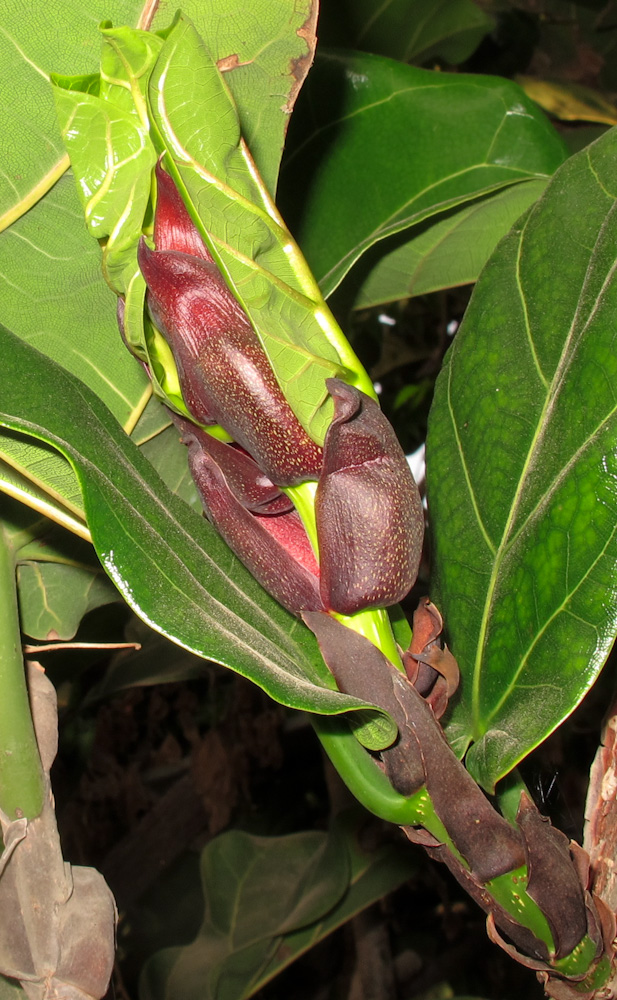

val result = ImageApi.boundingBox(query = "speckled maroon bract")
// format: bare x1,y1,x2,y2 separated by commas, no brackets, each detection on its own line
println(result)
316,379,424,614
179,419,323,616
138,239,323,487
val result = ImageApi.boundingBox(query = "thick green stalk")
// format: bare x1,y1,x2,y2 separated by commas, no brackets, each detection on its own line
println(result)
285,481,405,671
0,523,45,819
313,716,607,980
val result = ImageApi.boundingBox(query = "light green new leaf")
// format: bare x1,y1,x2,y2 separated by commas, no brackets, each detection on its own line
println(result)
52,84,157,291
149,0,318,198
279,50,568,299
427,127,617,790
52,24,164,291
99,23,164,116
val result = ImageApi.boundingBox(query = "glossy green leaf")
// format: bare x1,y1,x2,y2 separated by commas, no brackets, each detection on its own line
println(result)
139,815,417,1000
279,50,568,299
318,0,493,66
427,127,617,790
351,179,548,308
0,324,395,728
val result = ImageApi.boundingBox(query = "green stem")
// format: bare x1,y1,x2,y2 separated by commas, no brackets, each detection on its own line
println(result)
486,866,554,951
494,768,530,826
285,481,405,671
332,606,403,670
312,714,456,834
0,524,45,820
314,714,606,978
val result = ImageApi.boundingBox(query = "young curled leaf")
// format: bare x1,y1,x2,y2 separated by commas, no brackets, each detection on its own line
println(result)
316,379,424,614
177,419,323,616
404,598,460,719
138,240,323,486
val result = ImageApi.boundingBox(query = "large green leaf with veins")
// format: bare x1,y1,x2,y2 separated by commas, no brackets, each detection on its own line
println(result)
0,323,396,733
141,816,417,1000
318,0,493,66
53,13,372,445
0,0,318,527
427,127,617,790
278,50,568,299
347,180,549,308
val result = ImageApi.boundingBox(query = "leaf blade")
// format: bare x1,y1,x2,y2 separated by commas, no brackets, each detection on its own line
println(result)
279,51,568,298
351,180,548,307
0,324,390,723
427,127,617,788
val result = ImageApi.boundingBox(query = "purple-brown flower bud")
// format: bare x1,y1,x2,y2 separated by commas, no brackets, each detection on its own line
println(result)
176,419,323,616
138,239,323,487
170,414,291,514
316,379,424,614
